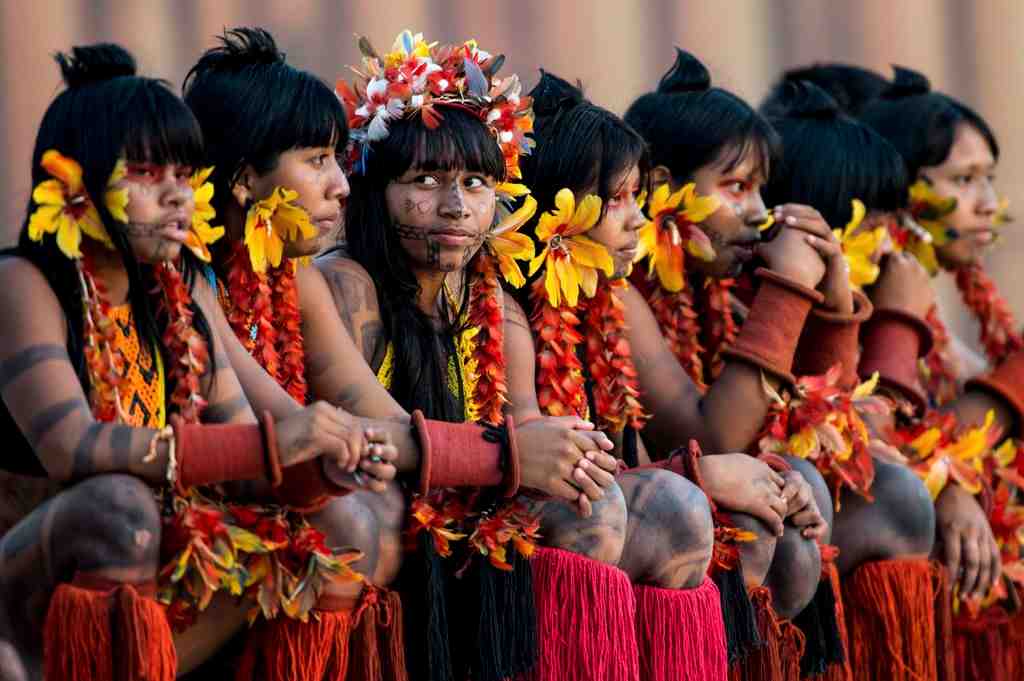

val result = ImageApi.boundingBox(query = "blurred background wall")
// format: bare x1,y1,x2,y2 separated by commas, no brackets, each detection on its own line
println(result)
2,0,1022,343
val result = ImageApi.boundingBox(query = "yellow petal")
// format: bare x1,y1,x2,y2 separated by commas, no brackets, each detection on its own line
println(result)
655,251,684,292
844,198,866,239
497,255,526,288
78,207,113,249
648,183,671,215
636,223,657,262
555,256,581,308
568,236,614,275
910,428,942,457
266,232,284,269
495,182,530,198
493,196,537,238
55,213,82,259
493,231,535,260
852,372,879,400
528,247,549,276
105,187,130,223
28,205,61,241
107,159,126,186
543,261,561,307
32,179,66,207
565,194,602,236
41,150,84,193
921,458,950,500
578,264,598,298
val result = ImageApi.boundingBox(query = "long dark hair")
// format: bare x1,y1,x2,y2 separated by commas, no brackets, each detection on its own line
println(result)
624,49,779,185
861,66,999,180
183,27,348,221
342,107,506,421
762,81,907,227
9,43,213,407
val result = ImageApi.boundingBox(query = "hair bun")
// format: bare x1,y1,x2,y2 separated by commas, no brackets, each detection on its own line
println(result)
656,49,711,94
884,65,931,99
210,27,286,70
530,70,585,118
55,44,136,88
769,80,840,119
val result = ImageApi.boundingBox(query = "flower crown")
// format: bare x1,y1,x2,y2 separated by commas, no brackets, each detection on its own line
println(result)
336,30,534,180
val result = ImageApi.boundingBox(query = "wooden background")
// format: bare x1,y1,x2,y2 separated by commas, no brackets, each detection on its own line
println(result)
2,0,1021,342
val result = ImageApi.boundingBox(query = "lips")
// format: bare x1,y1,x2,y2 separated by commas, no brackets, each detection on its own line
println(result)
430,227,477,246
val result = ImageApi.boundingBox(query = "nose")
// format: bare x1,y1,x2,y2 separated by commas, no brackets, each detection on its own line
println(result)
743,193,768,227
438,181,471,219
976,178,998,217
625,198,647,231
162,174,188,209
326,157,350,202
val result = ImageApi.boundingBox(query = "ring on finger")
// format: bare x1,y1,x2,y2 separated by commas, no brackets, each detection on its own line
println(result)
369,454,383,464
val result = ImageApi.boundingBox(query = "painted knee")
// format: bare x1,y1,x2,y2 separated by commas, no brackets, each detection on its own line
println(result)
536,480,628,566
619,469,714,589
734,513,777,588
309,494,381,579
765,527,822,619
59,474,162,577
872,460,936,556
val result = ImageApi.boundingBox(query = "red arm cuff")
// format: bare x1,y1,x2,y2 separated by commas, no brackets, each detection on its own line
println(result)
272,459,348,514
965,349,1024,436
794,291,873,389
172,416,268,492
412,410,518,495
858,308,932,415
720,268,825,385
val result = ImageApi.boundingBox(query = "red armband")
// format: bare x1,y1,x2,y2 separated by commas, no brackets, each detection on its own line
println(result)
965,349,1024,435
720,268,825,385
411,410,519,495
858,308,933,415
794,291,873,389
272,459,348,514
172,415,269,492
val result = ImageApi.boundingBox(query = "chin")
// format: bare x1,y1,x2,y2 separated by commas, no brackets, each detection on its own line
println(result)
284,237,322,259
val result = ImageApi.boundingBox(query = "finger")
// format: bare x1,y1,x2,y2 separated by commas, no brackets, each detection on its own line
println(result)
546,416,595,431
752,498,785,536
791,508,826,531
801,520,829,541
549,478,585,505
582,448,620,474
972,537,993,600
986,538,1003,598
942,528,963,591
359,458,397,482
768,493,788,524
577,457,617,489
960,532,982,597
769,470,786,488
776,214,832,239
576,493,593,519
568,429,613,455
571,465,605,501
364,427,392,445
803,234,841,259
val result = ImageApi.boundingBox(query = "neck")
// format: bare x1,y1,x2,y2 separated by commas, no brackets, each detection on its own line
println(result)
413,267,464,320
87,245,131,305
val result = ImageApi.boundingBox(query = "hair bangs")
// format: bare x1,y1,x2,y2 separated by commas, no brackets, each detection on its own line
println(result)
375,106,506,181
121,80,204,167
280,70,349,152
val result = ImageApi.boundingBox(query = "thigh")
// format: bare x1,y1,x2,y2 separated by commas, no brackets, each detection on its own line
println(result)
519,482,628,565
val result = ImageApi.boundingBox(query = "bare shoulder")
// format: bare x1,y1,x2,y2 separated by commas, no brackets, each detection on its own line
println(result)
0,256,68,341
314,251,384,363
501,291,530,331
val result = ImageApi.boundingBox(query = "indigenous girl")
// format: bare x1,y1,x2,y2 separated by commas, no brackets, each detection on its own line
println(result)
761,80,950,681
513,67,831,680
182,28,416,680
623,50,892,680
317,30,658,681
0,43,395,681
859,67,1024,681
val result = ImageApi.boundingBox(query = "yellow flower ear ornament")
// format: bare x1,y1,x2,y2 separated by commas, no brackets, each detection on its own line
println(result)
835,199,886,289
635,182,720,293
527,188,613,308
28,150,115,259
183,167,224,263
243,187,316,273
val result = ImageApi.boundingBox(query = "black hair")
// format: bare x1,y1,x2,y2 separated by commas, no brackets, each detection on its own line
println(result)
9,44,213,408
624,49,779,185
761,81,907,227
861,66,999,180
760,62,889,118
521,70,649,248
183,27,348,219
343,107,506,421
